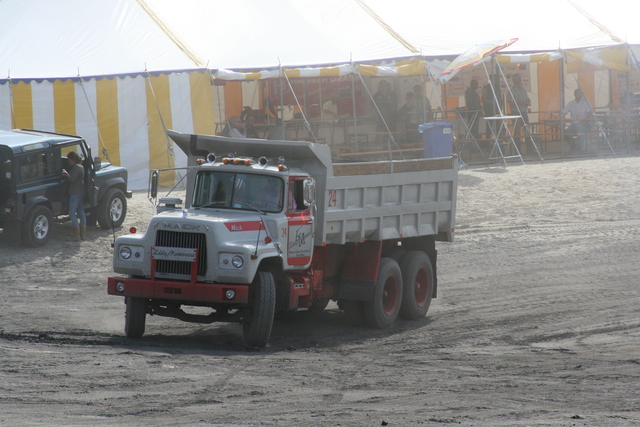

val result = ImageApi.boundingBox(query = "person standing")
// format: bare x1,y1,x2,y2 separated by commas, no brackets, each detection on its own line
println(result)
373,80,398,135
398,92,420,143
322,92,339,120
464,79,483,138
562,88,593,153
62,151,86,241
508,73,531,148
413,84,433,123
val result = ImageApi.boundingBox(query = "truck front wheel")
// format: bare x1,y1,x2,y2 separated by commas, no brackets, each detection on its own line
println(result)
242,271,276,348
399,251,434,320
364,257,403,329
98,188,127,229
22,205,53,247
124,297,147,338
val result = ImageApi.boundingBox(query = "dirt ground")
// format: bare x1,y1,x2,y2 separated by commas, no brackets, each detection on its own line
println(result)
1,155,640,426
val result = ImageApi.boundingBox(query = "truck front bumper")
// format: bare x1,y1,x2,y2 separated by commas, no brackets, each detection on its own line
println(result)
107,276,249,304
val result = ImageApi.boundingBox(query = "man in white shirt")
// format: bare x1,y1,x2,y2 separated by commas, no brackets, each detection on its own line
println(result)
562,89,592,153
228,116,246,138
218,116,246,138
322,92,339,120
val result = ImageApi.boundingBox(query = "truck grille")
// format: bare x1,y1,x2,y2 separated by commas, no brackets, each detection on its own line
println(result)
155,230,207,278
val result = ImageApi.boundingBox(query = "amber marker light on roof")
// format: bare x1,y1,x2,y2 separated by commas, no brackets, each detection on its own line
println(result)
222,157,230,164
244,159,251,166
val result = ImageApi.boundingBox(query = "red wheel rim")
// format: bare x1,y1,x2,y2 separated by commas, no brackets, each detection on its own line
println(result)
382,274,400,316
414,266,431,307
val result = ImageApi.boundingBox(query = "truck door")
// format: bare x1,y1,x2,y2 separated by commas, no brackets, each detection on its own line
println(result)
285,178,314,267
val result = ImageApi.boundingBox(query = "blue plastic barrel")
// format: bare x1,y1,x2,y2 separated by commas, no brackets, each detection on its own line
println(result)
419,122,454,158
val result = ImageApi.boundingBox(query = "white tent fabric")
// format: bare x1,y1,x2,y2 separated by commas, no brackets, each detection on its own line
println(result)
0,0,200,81
145,0,417,70
361,0,625,55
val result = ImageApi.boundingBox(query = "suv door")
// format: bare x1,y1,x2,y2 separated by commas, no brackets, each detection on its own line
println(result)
59,141,94,214
16,148,65,215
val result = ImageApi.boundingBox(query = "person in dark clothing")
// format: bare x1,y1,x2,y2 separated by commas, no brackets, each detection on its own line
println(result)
464,79,483,138
373,80,398,134
244,115,259,139
62,151,86,241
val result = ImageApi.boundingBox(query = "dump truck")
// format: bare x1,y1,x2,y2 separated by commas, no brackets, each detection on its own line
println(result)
107,131,457,347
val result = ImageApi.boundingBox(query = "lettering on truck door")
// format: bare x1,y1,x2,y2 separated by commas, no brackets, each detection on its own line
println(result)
286,178,313,266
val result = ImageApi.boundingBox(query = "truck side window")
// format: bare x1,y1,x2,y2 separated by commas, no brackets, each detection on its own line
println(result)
289,180,303,211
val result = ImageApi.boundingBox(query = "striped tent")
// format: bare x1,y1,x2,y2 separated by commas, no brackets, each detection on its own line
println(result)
1,0,636,190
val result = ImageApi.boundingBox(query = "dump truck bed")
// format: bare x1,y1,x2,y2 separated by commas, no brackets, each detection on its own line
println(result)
167,131,457,246
323,157,457,245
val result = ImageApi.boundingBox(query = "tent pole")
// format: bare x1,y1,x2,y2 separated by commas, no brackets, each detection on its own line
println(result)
210,71,229,132
7,73,16,130
421,60,427,123
624,62,630,153
624,46,640,153
559,52,566,157
77,74,111,164
425,59,442,121
351,61,358,153
146,71,178,168
283,71,317,143
279,63,285,136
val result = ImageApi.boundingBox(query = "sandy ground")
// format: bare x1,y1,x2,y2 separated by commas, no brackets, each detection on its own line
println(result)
1,155,640,426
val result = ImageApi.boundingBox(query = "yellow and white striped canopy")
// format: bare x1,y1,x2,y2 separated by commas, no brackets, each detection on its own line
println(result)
0,71,215,190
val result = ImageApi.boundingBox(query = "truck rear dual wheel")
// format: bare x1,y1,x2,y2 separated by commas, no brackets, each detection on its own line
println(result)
124,296,147,338
364,257,403,329
242,271,276,348
97,188,127,229
22,205,53,247
399,251,434,320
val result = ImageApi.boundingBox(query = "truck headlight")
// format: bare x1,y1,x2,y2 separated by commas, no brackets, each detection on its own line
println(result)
232,255,244,268
119,246,132,260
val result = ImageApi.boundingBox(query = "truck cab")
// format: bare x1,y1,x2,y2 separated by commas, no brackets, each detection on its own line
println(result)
113,155,315,286
0,129,132,247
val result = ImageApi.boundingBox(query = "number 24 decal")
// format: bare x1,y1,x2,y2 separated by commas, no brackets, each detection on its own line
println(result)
328,190,337,207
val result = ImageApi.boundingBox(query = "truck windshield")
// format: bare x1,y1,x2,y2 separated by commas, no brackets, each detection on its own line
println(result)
193,171,284,213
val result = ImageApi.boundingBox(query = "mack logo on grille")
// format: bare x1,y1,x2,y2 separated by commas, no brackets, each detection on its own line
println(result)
162,222,201,231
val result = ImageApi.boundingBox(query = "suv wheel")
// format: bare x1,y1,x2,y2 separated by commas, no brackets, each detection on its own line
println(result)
22,205,54,247
97,188,127,229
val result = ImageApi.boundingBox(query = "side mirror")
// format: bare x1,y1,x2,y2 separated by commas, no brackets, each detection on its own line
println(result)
93,157,102,171
303,178,315,207
150,170,159,199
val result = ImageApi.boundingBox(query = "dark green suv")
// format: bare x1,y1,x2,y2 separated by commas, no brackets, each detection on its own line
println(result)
0,129,132,247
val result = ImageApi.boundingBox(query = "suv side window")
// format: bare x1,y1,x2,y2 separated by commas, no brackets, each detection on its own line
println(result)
19,152,56,181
